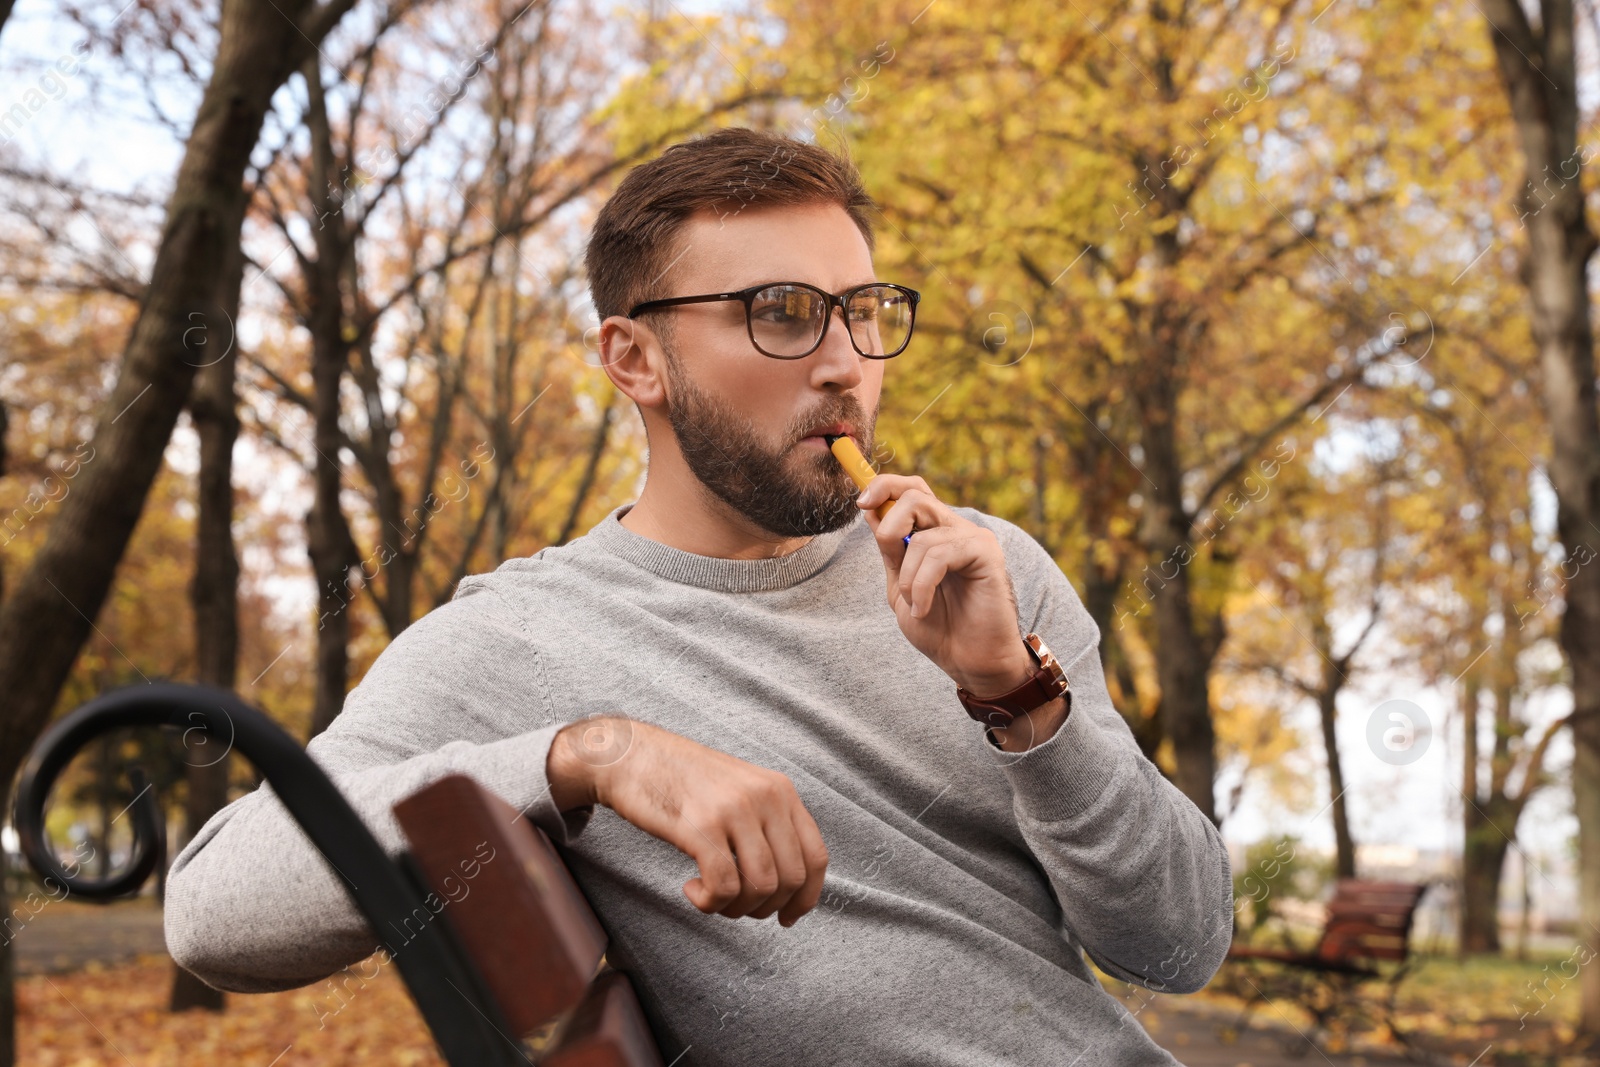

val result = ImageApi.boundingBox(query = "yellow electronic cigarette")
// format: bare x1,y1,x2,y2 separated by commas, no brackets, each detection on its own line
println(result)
824,434,914,543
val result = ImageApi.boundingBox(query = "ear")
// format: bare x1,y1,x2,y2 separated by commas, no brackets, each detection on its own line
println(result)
597,315,668,413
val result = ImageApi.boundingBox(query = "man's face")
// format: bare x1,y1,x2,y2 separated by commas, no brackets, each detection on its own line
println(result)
647,202,886,538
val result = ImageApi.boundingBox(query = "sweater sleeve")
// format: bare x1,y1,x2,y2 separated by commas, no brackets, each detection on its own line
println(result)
968,513,1234,994
163,581,592,994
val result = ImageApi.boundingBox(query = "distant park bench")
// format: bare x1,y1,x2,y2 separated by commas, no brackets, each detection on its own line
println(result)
1222,879,1430,1052
14,682,666,1066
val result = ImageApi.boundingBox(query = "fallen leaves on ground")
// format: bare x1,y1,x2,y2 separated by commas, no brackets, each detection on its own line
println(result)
19,953,446,1066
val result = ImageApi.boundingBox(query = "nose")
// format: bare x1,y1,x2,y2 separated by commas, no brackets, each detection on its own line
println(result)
808,303,865,390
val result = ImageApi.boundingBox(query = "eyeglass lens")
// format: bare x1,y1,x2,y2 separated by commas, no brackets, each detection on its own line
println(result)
749,284,913,357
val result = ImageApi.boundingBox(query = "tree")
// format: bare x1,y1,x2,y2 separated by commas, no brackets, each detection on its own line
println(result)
170,175,245,1015
240,0,777,733
0,3,361,1052
0,0,361,853
737,0,1462,824
1410,353,1571,956
1223,455,1404,878
1474,0,1600,1037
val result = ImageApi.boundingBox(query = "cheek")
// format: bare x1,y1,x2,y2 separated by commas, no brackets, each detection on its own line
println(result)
863,362,886,404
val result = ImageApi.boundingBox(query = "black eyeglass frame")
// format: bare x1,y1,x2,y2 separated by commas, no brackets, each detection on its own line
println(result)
626,281,922,360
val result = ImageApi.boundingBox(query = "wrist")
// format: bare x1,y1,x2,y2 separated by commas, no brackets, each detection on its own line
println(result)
952,647,1036,698
988,694,1070,752
547,719,604,811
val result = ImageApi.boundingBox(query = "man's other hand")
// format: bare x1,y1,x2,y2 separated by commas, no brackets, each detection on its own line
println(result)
547,717,829,927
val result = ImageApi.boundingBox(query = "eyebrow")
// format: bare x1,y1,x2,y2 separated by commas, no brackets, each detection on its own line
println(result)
743,278,881,293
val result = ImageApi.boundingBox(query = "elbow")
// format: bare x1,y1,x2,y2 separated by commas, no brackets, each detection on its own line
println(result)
163,879,272,994
1171,850,1235,993
163,868,328,994
1158,936,1227,994
1138,839,1235,994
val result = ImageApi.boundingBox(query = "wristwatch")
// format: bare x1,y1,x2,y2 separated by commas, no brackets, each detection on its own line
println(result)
955,632,1071,731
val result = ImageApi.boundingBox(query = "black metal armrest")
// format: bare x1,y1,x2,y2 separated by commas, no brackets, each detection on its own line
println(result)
11,680,525,1066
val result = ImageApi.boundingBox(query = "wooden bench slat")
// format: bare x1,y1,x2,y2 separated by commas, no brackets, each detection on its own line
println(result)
394,774,609,1038
543,971,666,1067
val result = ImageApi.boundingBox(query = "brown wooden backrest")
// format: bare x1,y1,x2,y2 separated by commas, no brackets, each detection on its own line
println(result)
393,774,664,1065
1314,879,1427,964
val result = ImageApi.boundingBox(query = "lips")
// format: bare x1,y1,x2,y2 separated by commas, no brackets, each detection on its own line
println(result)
802,422,856,444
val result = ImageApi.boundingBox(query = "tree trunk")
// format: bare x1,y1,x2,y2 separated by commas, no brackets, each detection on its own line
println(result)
1461,806,1511,955
303,54,362,741
1477,0,1600,1036
1458,670,1507,955
1148,565,1216,822
305,305,358,741
1138,362,1217,822
0,402,8,1067
1516,855,1532,962
169,210,244,1015
1318,687,1356,880
0,863,13,1067
555,394,618,546
0,0,353,859
0,400,7,602
1132,249,1219,824
96,735,113,880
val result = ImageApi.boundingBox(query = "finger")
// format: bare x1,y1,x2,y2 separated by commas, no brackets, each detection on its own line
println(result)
778,807,830,927
855,474,930,515
906,546,953,620
890,531,926,613
858,477,942,544
874,488,936,546
720,820,780,919
746,808,809,922
901,530,987,617
893,526,961,614
870,494,938,611
681,831,742,915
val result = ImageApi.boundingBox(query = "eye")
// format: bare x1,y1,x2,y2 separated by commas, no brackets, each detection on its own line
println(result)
752,287,820,325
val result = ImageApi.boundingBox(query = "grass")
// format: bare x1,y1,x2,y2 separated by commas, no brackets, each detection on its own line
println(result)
1108,947,1598,1066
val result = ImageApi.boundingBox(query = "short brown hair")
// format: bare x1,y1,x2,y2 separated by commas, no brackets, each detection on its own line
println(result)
585,127,878,325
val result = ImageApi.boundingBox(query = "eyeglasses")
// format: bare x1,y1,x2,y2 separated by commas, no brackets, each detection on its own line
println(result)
627,281,921,359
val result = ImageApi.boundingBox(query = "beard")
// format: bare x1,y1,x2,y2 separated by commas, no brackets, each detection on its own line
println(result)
661,346,874,539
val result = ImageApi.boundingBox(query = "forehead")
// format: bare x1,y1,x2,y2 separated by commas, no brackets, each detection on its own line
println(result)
665,201,876,294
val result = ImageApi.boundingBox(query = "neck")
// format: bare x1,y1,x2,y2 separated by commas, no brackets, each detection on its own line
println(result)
620,460,813,560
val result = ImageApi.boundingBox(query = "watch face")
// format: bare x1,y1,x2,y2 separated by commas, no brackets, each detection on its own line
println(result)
1024,633,1068,691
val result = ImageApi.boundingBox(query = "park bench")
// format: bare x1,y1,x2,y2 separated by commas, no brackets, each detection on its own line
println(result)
13,681,668,1066
1221,879,1430,1052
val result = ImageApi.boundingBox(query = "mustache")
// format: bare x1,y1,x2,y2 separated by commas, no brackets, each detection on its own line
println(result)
789,403,872,445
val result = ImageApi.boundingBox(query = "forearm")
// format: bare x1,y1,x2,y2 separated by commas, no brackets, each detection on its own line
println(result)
991,704,1233,992
165,722,587,992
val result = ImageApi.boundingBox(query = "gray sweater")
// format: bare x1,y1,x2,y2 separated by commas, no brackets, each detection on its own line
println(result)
165,503,1232,1066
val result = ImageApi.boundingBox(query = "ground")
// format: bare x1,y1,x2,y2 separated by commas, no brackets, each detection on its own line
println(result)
9,899,1593,1066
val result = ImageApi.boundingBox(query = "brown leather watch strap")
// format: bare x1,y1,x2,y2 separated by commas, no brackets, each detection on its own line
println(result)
955,632,1071,730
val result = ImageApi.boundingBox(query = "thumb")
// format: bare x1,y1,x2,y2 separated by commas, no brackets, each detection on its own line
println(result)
858,495,902,584
684,876,713,912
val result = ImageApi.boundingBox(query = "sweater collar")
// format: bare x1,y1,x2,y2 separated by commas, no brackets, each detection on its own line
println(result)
580,503,857,593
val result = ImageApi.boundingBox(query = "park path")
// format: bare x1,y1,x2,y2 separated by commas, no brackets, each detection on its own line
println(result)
12,898,168,976
1110,987,1418,1067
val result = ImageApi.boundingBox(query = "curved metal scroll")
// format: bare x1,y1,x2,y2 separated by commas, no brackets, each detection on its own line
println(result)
13,681,527,1067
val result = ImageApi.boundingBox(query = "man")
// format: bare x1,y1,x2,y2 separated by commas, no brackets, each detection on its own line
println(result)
166,126,1232,1065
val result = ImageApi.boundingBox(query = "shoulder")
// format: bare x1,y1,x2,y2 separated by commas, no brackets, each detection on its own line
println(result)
951,507,1063,586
